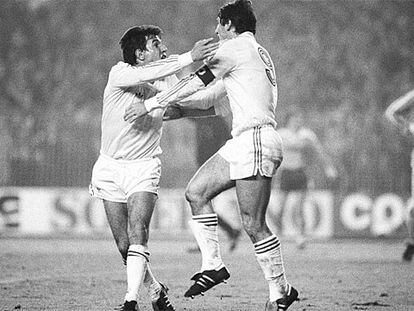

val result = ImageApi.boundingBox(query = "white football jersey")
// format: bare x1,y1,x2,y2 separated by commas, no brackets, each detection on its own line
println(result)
100,53,191,160
176,80,231,118
145,32,278,137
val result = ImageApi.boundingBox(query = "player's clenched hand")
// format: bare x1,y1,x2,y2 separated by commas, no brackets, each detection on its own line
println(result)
163,105,184,121
124,99,148,123
191,38,219,62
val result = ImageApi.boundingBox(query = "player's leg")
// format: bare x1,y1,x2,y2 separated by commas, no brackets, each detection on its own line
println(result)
145,267,175,311
403,197,414,262
103,198,171,310
292,190,307,249
217,213,241,252
103,200,129,264
103,200,139,311
236,175,297,310
126,191,175,311
272,190,287,236
274,169,291,235
402,162,414,262
184,153,234,297
123,191,156,305
92,155,130,263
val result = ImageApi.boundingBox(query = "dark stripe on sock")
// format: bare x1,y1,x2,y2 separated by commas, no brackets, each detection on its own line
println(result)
127,250,149,261
254,236,280,254
193,215,218,226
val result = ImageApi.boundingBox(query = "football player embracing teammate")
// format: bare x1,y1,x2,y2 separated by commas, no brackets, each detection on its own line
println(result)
90,25,218,311
124,1,299,310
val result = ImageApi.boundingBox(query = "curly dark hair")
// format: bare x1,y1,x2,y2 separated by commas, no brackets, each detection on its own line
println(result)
119,25,162,65
218,0,256,35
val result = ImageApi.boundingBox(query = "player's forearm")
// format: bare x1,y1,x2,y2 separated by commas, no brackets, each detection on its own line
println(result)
163,105,215,121
181,107,216,118
385,105,410,131
387,89,414,115
176,80,226,110
113,53,193,88
144,72,207,112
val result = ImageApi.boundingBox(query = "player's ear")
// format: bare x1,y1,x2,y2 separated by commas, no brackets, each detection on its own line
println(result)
225,20,233,31
135,49,145,62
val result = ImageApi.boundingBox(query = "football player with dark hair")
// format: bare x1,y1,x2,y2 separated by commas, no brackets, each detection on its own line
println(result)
90,25,218,311
124,1,298,310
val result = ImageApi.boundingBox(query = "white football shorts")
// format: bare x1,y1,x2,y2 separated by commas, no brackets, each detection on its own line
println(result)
218,125,283,180
89,153,161,203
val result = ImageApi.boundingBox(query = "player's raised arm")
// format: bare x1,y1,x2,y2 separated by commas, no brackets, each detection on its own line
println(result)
385,89,414,131
111,38,219,88
162,80,227,121
123,44,235,123
176,79,227,110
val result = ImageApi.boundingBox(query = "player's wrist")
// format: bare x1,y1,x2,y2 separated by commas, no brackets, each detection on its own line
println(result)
144,96,162,112
179,52,194,67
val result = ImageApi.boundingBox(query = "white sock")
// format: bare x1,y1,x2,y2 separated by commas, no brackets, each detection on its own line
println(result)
255,235,287,301
124,244,148,302
190,213,224,271
143,262,162,301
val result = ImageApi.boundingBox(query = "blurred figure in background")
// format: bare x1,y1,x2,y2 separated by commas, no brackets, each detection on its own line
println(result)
89,25,218,311
277,111,337,249
385,89,414,262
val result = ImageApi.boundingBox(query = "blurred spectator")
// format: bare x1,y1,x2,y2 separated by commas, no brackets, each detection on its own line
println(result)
276,110,337,249
385,89,414,262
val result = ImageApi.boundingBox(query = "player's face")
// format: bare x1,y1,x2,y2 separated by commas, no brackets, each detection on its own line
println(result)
142,35,167,64
215,17,231,41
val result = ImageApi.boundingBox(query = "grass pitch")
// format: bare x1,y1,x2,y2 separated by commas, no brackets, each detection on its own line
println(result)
0,233,413,311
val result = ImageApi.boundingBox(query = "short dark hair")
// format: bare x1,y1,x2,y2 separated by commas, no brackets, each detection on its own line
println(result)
218,0,256,35
119,25,162,65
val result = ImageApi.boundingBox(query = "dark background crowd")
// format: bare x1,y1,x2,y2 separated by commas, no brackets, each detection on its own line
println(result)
1,0,413,197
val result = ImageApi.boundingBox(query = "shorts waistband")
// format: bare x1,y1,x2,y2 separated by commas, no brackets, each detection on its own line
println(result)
99,152,156,164
235,124,275,136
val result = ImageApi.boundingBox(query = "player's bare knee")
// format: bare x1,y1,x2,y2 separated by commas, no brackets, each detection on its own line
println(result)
185,184,208,206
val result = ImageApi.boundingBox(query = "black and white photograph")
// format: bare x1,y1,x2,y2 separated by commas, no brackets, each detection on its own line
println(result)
0,1,413,310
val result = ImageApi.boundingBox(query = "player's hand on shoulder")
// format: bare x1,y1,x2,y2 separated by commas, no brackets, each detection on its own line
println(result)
124,97,148,123
191,38,219,62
